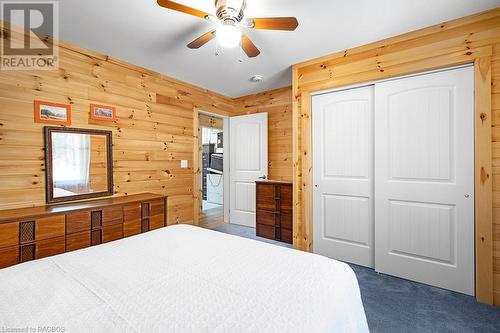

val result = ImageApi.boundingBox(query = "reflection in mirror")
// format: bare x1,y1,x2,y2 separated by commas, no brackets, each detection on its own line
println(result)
45,127,113,203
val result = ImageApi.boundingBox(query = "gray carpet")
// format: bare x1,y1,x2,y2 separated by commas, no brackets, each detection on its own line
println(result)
210,223,500,333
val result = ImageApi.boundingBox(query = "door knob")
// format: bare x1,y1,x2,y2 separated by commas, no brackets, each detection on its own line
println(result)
258,175,267,179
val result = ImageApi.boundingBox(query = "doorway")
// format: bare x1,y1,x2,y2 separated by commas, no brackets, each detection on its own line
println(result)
198,112,226,229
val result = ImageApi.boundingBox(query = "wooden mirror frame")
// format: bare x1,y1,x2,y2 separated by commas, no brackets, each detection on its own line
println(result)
44,126,114,204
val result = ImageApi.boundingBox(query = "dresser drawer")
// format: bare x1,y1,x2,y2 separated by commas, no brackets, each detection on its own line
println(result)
256,183,276,199
256,210,277,227
149,199,165,230
35,215,66,241
150,214,164,230
124,203,141,220
0,222,19,248
256,223,276,240
0,246,19,268
279,185,293,215
257,223,292,243
35,236,66,259
281,213,292,231
123,203,141,237
102,224,123,243
66,230,91,252
124,220,141,237
102,206,123,225
256,197,277,212
66,211,91,234
281,228,293,244
150,199,165,216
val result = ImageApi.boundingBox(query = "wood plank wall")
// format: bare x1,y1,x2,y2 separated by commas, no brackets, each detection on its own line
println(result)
234,87,293,181
493,39,500,305
88,135,108,193
0,25,294,228
292,8,500,305
0,25,234,227
199,113,224,129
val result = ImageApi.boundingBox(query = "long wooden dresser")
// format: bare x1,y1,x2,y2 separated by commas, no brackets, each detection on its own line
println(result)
255,180,293,244
0,193,166,269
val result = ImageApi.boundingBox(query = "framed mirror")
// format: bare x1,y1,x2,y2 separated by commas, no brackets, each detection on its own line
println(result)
44,126,113,204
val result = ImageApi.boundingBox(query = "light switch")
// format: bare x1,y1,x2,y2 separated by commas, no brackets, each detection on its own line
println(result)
180,160,188,169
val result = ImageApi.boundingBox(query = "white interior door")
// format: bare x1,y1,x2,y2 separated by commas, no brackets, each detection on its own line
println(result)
374,66,474,295
229,113,268,227
313,85,375,268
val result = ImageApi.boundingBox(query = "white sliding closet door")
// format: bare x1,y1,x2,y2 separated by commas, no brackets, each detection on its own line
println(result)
313,86,374,268
374,66,474,295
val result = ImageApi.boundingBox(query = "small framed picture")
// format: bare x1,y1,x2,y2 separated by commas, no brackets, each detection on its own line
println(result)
34,100,71,126
89,104,117,122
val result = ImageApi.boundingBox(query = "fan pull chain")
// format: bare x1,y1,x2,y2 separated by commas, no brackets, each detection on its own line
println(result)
215,42,220,57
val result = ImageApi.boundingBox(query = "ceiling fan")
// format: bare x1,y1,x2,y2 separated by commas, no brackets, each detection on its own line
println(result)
157,0,299,58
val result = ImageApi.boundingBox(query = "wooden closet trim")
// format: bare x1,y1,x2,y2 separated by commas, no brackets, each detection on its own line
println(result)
292,8,499,304
193,108,200,226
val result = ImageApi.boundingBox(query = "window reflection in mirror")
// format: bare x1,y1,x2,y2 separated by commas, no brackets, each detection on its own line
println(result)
45,127,113,203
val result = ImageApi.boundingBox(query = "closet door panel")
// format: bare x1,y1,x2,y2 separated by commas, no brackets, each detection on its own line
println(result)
312,85,375,268
374,66,474,295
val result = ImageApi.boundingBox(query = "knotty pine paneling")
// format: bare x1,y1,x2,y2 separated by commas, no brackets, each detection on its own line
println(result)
293,8,500,305
234,87,293,182
494,40,500,305
0,24,293,227
0,24,234,227
199,113,224,129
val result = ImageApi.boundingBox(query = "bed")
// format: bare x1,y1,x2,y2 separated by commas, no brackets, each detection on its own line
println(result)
0,224,369,332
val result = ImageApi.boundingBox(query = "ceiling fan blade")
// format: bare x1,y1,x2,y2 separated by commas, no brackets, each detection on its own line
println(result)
157,0,210,19
241,35,260,58
187,31,216,49
248,17,299,31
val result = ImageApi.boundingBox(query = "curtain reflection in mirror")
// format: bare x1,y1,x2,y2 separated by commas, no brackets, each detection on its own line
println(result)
52,132,91,196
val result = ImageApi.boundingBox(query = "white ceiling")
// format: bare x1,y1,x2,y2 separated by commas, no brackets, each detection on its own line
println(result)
59,0,499,98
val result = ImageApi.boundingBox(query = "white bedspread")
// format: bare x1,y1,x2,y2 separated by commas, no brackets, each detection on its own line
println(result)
0,225,369,333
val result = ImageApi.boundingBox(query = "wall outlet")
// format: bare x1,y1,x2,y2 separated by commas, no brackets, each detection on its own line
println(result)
180,160,188,169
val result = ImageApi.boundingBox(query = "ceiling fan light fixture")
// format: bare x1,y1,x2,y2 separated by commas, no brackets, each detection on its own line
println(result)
157,0,299,58
216,23,242,49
